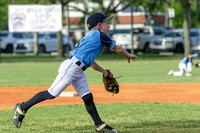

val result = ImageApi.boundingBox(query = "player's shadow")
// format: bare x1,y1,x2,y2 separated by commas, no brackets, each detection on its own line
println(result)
123,120,200,132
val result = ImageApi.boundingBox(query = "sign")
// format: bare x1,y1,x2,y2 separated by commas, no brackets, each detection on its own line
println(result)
8,5,62,32
168,8,175,18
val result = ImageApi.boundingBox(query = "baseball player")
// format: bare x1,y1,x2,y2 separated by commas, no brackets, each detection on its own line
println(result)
168,50,198,76
13,12,137,132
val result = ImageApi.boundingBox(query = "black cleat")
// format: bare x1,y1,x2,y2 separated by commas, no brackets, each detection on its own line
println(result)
13,103,26,128
95,122,117,133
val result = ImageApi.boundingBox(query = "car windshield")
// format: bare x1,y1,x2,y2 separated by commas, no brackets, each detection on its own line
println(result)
133,28,145,34
109,29,131,37
13,32,32,39
109,29,130,34
0,33,8,37
190,32,199,37
163,31,183,37
38,34,45,38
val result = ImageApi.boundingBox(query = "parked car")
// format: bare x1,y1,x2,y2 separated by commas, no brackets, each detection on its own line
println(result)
136,26,167,52
150,28,200,53
0,30,30,53
111,27,145,51
14,32,74,53
190,29,200,53
112,26,167,52
109,29,131,38
149,29,184,53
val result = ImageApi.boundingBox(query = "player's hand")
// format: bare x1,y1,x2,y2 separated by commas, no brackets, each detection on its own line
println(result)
127,54,138,63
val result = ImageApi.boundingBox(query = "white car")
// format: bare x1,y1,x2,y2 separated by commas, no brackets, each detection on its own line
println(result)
112,28,141,51
150,28,200,53
112,26,167,52
14,32,74,53
149,29,184,53
190,29,200,52
0,30,30,53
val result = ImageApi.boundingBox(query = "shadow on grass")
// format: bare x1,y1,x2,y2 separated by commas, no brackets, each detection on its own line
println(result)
118,120,200,132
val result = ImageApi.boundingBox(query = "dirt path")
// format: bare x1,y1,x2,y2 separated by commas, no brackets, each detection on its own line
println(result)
1,83,200,110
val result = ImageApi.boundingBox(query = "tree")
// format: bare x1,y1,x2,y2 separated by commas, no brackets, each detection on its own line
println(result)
69,0,131,29
57,0,74,58
180,0,191,56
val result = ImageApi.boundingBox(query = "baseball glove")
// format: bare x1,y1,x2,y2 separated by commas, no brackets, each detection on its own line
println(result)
103,70,119,94
196,62,200,67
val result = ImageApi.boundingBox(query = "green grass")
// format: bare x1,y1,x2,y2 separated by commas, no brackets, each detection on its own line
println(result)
0,53,185,62
2,103,200,132
0,59,200,86
1,53,200,132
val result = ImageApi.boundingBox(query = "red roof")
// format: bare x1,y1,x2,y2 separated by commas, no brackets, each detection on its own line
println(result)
117,15,146,23
63,15,165,24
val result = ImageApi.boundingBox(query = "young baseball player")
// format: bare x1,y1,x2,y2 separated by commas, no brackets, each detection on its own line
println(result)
168,50,198,76
13,12,138,133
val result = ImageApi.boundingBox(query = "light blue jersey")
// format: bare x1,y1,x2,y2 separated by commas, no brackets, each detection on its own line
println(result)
70,30,116,67
179,57,192,64
179,53,198,65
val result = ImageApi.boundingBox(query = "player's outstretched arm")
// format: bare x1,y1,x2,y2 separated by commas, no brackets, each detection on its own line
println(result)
91,61,108,76
113,44,138,63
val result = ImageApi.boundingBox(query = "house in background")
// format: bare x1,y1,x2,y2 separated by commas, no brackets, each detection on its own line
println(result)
62,1,166,42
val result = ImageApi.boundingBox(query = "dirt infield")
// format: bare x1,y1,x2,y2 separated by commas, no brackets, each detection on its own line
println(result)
1,83,200,110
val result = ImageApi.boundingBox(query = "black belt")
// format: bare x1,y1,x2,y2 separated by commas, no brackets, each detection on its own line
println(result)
69,56,87,71
75,61,87,71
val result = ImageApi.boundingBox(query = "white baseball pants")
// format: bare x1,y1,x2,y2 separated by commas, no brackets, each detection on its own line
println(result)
47,57,91,97
173,62,192,76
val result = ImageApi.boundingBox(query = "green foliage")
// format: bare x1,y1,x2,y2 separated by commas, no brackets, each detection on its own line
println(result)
133,0,167,13
0,0,10,30
1,103,200,132
170,1,183,28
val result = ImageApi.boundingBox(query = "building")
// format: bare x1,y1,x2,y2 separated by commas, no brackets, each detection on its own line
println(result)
62,1,166,42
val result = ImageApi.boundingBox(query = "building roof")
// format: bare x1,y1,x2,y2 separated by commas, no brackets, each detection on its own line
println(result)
63,14,165,25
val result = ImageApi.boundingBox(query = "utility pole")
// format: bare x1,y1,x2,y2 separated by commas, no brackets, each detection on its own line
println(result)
196,0,199,46
0,16,1,63
85,0,89,35
130,0,134,54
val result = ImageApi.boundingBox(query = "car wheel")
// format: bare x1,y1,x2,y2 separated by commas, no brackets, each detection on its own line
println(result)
6,45,13,53
175,44,184,53
39,45,46,53
143,44,150,53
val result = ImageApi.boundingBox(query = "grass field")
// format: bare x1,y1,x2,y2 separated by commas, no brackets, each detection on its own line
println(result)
1,53,200,132
1,103,200,132
0,59,200,86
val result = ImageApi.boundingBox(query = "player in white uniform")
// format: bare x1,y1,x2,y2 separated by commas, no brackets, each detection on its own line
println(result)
168,51,198,76
13,12,138,132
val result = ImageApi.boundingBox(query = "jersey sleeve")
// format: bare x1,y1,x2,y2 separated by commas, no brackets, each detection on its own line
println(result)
100,31,116,50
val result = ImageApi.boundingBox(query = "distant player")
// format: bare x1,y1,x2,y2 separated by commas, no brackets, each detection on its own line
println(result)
13,12,137,133
168,50,198,76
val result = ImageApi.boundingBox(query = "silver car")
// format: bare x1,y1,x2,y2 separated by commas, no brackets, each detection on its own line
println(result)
150,28,200,53
190,29,200,53
14,32,74,53
0,30,30,53
149,29,184,53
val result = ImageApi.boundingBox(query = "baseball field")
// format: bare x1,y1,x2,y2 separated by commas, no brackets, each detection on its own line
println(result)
1,54,200,132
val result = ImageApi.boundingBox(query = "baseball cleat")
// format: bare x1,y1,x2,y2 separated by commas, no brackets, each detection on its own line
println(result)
168,70,174,76
13,103,26,128
95,122,117,133
186,72,192,76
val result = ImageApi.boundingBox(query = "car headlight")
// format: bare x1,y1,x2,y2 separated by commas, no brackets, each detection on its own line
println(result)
162,39,166,45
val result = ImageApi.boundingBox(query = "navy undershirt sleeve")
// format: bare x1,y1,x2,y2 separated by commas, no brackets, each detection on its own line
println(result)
99,31,114,48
